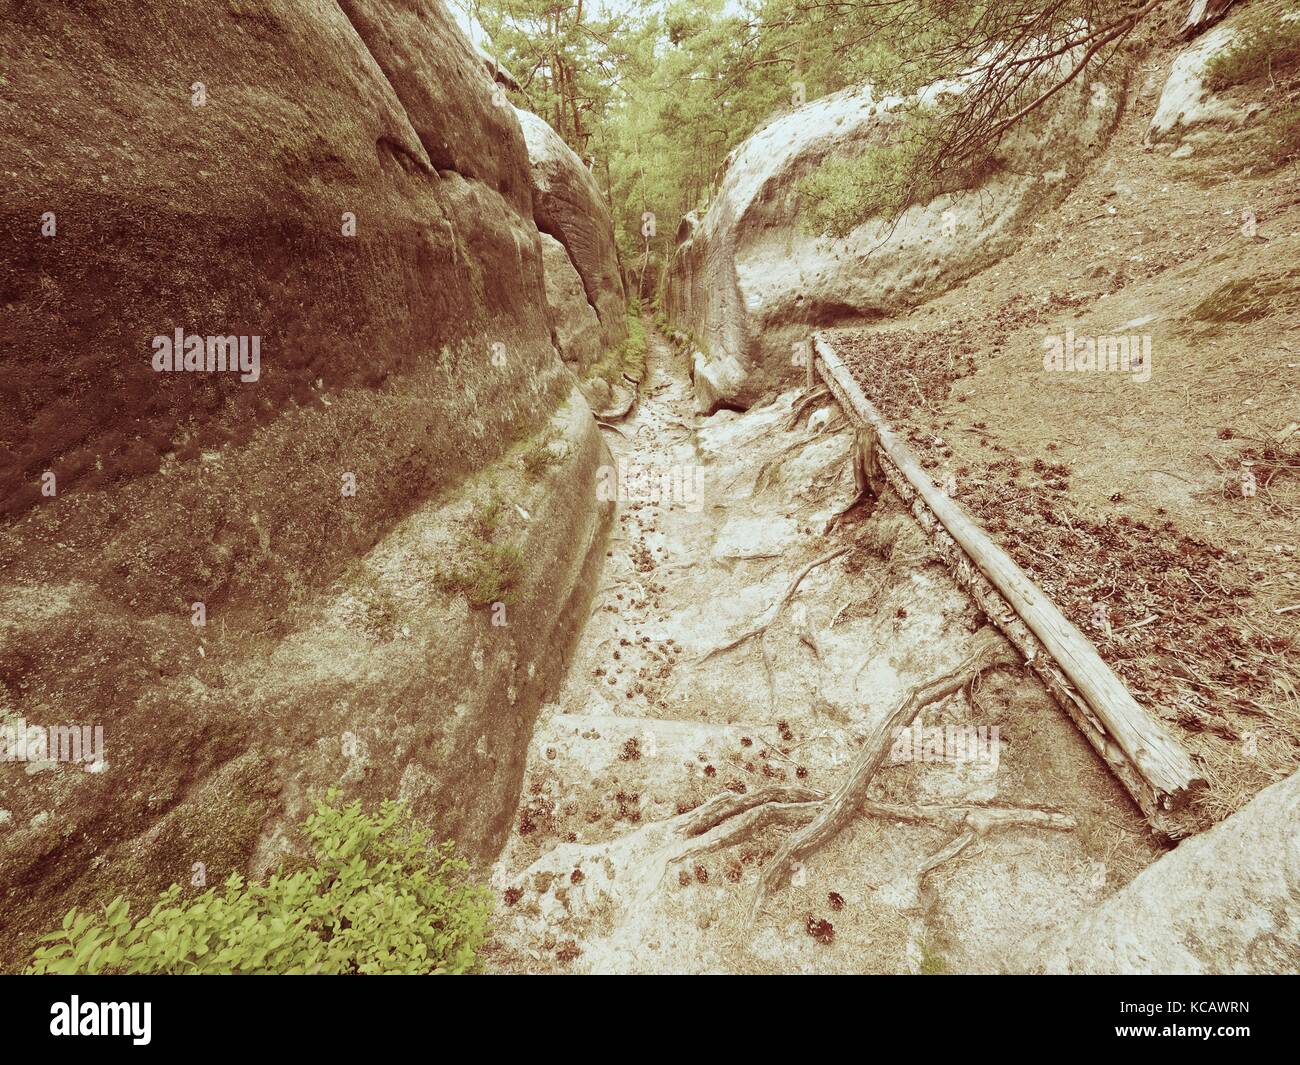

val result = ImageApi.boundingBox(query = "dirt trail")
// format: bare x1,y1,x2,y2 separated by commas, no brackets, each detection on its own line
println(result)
484,325,1161,974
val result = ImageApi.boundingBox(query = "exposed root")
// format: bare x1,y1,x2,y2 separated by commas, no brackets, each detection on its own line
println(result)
752,436,812,492
672,802,821,865
697,547,849,662
786,386,832,431
917,830,976,880
676,785,825,837
825,488,868,532
595,380,640,421
749,626,1018,922
861,800,1076,834
663,782,1074,897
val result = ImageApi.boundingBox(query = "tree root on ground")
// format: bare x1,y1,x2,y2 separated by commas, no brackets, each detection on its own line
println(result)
595,379,640,422
752,434,819,492
786,387,832,431
666,628,1077,927
825,488,868,532
748,627,1018,921
660,771,1076,902
697,547,849,662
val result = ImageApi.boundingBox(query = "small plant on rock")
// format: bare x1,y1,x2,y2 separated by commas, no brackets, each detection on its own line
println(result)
28,790,492,975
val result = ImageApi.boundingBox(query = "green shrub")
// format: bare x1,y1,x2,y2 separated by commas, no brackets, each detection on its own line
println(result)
520,430,567,478
438,541,526,606
28,790,492,975
798,108,1003,238
1205,8,1300,91
621,311,648,382
588,303,649,386
918,940,948,975
1260,103,1300,166
799,133,929,238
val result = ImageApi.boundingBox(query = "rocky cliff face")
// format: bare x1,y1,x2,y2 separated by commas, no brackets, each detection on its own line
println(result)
661,72,1123,412
514,107,628,369
0,0,611,968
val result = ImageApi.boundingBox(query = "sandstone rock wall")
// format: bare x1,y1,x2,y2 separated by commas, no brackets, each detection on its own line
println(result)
0,0,610,969
661,72,1123,412
540,233,605,373
514,107,627,366
1146,10,1275,149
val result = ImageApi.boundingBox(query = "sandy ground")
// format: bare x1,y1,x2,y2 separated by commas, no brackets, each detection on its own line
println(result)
483,326,1161,974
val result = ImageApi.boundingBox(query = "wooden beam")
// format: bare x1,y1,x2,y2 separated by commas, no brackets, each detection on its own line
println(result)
813,334,1204,826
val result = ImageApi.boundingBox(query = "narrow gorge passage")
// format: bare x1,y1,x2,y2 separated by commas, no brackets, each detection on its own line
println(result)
7,0,1298,998
485,324,1159,975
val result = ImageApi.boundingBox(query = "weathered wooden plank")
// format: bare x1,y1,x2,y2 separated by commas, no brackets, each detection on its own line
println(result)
813,333,1204,819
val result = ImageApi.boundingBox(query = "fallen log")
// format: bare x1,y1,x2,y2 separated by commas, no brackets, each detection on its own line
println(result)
812,333,1205,834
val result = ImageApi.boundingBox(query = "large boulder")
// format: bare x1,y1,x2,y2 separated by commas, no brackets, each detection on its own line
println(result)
1023,769,1300,973
514,108,627,360
661,74,1121,412
1146,20,1265,146
0,0,611,969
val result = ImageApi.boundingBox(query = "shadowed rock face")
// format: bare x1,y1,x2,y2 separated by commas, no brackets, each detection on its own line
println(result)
661,72,1122,412
514,107,627,359
0,0,611,968
540,233,605,373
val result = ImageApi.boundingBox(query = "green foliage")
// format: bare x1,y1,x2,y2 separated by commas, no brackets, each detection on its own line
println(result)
470,490,507,540
472,0,1138,271
1202,1,1300,170
588,304,649,386
917,939,948,975
1205,5,1300,91
797,107,1004,237
520,429,567,479
28,790,492,975
1260,104,1300,166
798,126,932,238
439,488,528,605
440,542,526,606
621,309,648,382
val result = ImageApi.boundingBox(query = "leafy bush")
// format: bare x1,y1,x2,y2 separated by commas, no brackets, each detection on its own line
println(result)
797,106,1002,238
28,790,492,974
1205,8,1300,91
798,128,931,238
